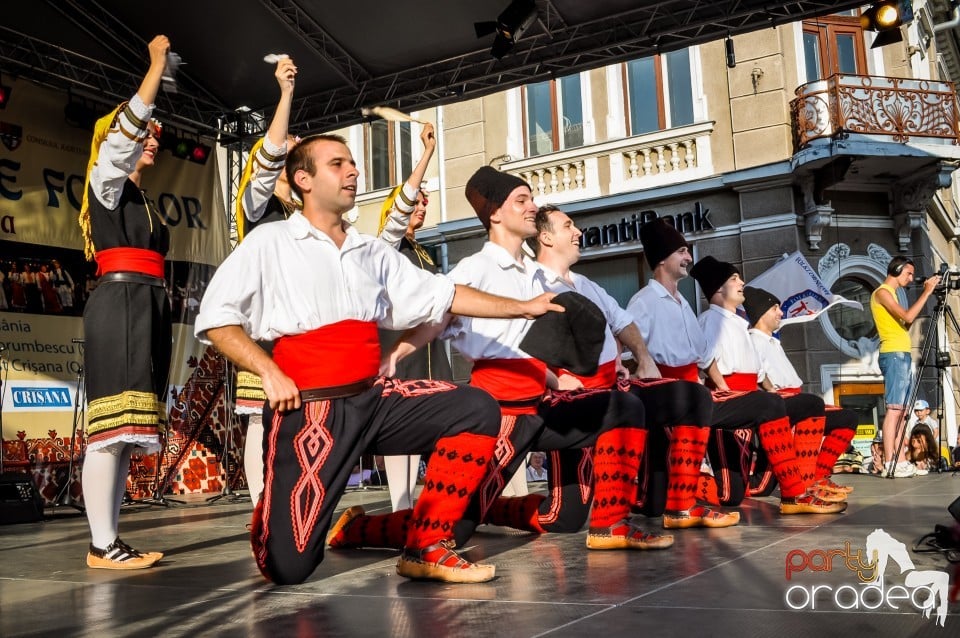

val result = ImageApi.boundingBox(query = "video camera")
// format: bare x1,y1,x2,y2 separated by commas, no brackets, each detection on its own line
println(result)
936,263,960,293
916,263,960,293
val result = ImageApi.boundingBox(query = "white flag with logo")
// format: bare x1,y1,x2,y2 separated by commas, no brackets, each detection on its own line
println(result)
749,252,861,326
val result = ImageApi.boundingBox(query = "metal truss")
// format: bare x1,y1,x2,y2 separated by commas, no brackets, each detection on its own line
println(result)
0,25,228,136
257,0,373,90
285,0,866,134
0,0,865,140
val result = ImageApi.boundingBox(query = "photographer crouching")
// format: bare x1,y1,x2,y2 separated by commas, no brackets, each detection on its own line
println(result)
870,256,940,478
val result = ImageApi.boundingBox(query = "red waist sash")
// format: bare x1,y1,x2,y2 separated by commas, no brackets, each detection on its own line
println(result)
273,320,380,389
470,358,546,415
778,387,801,396
561,359,617,389
724,372,759,392
95,247,164,277
657,362,700,382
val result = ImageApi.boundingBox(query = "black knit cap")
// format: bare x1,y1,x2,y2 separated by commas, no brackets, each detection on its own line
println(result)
465,166,530,230
519,291,606,377
638,218,689,269
689,255,740,301
742,286,781,326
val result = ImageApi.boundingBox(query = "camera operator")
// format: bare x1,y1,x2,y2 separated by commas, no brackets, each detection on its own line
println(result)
870,256,939,478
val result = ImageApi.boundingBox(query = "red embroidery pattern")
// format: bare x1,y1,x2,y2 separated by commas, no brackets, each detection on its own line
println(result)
479,415,517,518
542,386,608,407
254,409,285,568
291,401,334,553
578,448,593,504
380,377,457,397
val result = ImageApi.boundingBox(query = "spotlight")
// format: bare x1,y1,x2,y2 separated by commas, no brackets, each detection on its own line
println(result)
861,1,914,48
0,83,10,110
172,137,193,160
188,141,211,165
475,0,539,60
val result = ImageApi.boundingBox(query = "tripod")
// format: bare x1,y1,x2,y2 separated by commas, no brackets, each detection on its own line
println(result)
887,290,958,477
207,361,248,504
52,341,86,513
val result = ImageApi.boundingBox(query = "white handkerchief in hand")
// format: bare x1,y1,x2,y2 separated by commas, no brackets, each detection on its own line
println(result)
263,53,290,64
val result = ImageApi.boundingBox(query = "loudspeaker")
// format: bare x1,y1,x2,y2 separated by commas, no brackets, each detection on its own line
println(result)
0,473,44,524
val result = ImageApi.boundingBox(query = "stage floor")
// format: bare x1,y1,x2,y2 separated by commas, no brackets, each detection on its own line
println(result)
2,472,959,637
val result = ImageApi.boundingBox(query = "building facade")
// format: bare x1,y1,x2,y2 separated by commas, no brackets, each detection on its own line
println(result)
340,1,960,450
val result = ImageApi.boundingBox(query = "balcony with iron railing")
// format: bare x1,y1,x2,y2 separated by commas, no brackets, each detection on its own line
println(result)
500,121,716,204
790,73,960,150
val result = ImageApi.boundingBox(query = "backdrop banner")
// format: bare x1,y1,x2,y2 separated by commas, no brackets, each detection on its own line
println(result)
0,78,233,502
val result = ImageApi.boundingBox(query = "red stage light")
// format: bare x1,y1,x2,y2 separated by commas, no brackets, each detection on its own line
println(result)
189,142,211,165
0,84,9,109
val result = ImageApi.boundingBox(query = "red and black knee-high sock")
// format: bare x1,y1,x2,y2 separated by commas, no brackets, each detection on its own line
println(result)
484,494,547,532
697,472,721,505
665,425,710,512
406,432,496,550
758,416,805,498
333,510,411,549
815,428,855,480
794,416,825,486
590,426,647,528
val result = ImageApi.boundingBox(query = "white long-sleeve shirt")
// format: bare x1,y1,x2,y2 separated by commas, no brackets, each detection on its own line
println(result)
241,136,288,222
442,242,546,361
626,279,709,367
699,305,763,376
195,211,455,343
90,94,154,210
748,329,803,389
378,182,420,248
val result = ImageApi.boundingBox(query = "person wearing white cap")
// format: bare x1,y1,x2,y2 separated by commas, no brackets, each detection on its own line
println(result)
909,399,939,442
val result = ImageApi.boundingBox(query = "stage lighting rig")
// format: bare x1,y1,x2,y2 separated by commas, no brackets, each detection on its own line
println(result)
0,77,10,110
475,0,539,59
861,1,914,48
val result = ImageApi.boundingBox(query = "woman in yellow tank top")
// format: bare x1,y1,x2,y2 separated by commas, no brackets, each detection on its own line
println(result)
869,256,939,477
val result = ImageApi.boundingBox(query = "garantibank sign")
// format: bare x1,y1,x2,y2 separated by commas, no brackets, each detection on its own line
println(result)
576,192,740,252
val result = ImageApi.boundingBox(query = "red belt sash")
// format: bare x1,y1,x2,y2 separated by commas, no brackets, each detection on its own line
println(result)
778,387,801,396
657,362,699,382
724,372,759,392
95,247,164,277
273,320,380,390
470,358,546,415
561,359,617,389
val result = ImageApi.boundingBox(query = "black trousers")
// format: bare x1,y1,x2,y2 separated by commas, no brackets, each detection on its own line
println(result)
253,378,500,585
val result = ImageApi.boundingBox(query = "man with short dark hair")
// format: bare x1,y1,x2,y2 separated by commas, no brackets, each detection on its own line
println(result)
196,136,561,585
530,205,738,529
871,256,939,477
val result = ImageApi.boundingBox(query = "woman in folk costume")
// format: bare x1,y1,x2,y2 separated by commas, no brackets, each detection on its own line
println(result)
233,55,298,507
78,35,172,570
376,122,455,511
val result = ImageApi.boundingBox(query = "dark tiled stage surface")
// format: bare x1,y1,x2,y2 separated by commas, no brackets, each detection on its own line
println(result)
2,472,959,637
